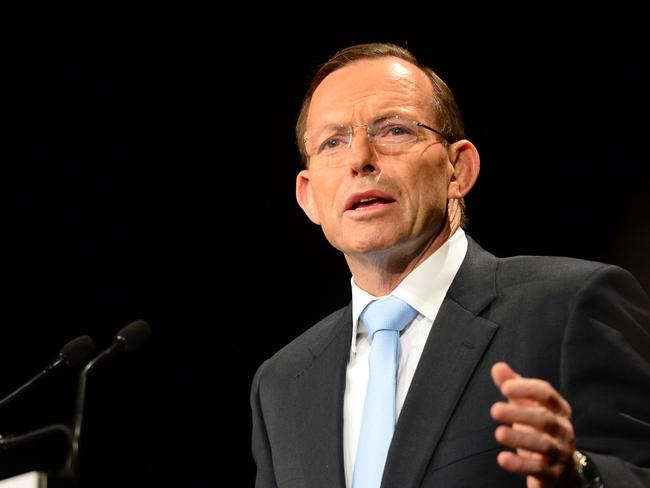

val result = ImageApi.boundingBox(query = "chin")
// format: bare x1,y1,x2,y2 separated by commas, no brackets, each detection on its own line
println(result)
345,236,400,255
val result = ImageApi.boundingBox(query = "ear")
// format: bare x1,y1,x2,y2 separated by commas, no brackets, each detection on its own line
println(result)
447,139,480,199
296,169,322,225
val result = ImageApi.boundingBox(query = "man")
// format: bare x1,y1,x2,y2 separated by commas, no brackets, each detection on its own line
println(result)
250,43,650,487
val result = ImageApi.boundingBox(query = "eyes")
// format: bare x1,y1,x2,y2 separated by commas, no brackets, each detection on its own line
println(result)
320,134,347,152
303,115,448,167
314,118,420,156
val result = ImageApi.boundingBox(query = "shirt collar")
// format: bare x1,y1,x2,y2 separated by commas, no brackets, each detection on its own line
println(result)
349,228,468,355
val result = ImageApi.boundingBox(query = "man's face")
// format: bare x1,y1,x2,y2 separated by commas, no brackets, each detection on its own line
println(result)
296,57,457,260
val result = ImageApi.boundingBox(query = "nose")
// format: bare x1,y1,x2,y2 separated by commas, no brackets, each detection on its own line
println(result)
346,125,379,175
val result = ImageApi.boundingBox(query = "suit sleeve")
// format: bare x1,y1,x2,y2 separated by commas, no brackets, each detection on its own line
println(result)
562,264,650,487
250,360,279,488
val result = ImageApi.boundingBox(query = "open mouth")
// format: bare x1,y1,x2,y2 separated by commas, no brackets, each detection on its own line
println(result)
345,190,396,212
350,197,394,210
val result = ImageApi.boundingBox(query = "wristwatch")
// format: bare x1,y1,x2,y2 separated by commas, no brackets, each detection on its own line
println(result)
573,450,604,488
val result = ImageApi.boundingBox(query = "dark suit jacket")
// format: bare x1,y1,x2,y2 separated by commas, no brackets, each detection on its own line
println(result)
251,237,650,487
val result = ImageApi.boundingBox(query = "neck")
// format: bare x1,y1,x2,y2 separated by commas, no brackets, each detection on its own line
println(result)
347,218,458,297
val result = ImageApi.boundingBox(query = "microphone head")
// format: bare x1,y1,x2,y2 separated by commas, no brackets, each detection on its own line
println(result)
115,320,151,353
59,335,96,366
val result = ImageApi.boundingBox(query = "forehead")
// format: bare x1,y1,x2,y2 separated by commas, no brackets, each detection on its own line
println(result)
307,57,433,128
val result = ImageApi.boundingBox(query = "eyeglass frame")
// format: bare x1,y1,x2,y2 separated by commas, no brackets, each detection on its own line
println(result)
303,114,450,161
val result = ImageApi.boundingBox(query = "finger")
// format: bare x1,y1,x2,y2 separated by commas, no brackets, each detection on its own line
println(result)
496,450,559,479
491,402,574,439
494,425,571,466
491,361,520,388
500,378,572,417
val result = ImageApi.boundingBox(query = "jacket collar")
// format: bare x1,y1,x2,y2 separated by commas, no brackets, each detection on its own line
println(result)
296,305,352,488
382,236,500,487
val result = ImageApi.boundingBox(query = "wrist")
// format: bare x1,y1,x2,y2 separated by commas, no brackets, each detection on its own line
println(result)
573,450,604,488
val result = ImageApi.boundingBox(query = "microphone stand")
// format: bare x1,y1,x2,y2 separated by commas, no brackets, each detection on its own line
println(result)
59,341,122,481
60,321,150,482
0,424,72,450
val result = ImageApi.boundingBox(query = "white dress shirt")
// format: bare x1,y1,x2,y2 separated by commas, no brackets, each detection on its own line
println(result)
343,228,468,487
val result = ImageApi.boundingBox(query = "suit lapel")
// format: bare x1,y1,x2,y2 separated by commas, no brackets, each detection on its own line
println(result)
295,306,352,488
382,238,500,488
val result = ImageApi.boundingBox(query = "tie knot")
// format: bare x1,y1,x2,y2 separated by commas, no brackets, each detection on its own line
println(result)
361,296,418,338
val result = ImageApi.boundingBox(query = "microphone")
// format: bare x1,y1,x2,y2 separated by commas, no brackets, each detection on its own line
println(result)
0,335,95,410
61,319,151,480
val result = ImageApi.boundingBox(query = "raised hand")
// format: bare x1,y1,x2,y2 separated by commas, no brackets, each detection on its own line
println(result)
491,362,581,488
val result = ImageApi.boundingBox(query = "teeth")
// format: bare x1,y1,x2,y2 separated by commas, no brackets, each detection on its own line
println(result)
359,198,375,203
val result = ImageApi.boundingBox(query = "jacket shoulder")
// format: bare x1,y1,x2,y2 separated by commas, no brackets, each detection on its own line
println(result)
254,304,351,383
462,236,645,308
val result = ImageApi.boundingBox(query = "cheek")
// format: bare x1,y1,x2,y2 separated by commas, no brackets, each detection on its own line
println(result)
311,176,342,219
412,163,453,212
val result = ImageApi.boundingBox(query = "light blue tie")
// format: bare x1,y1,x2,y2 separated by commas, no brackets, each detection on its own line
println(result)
352,296,418,488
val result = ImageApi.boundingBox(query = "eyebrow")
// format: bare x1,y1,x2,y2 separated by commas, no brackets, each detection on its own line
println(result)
312,111,416,130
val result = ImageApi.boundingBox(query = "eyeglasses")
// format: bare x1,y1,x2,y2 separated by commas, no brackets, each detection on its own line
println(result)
304,114,448,166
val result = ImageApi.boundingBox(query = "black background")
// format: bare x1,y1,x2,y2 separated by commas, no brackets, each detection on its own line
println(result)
4,15,648,487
